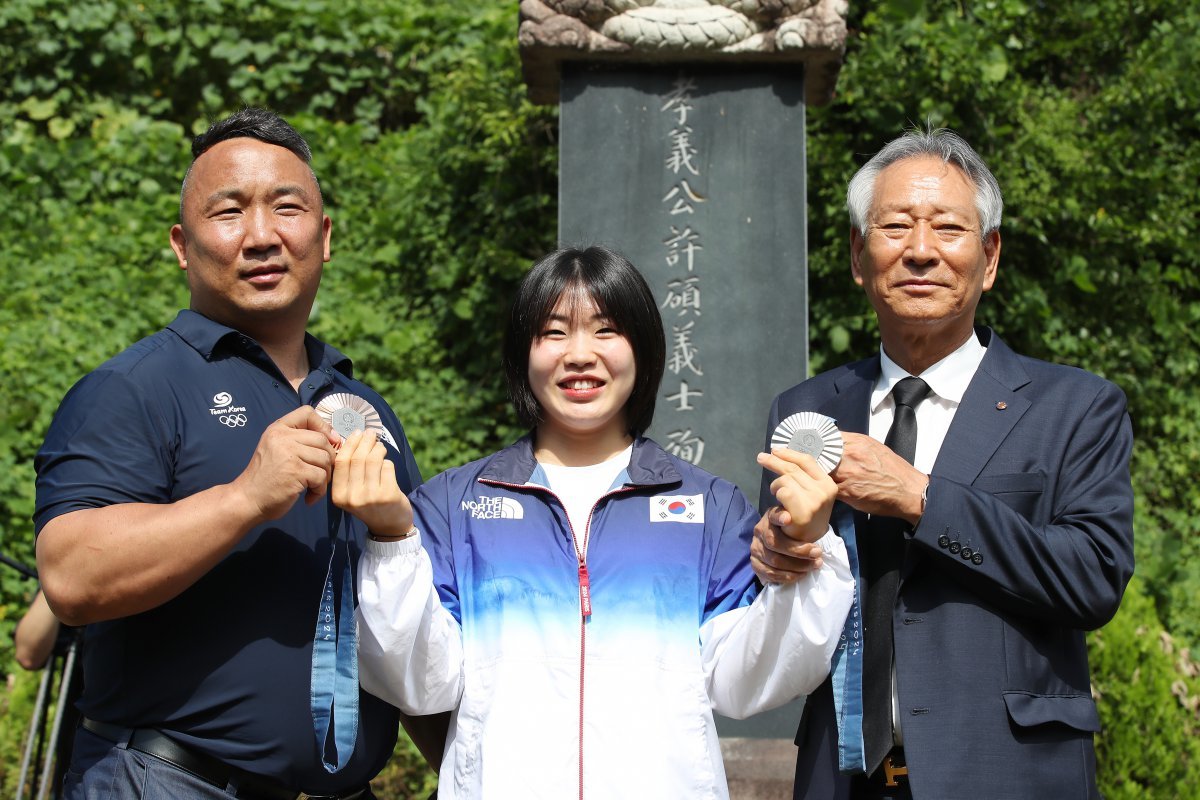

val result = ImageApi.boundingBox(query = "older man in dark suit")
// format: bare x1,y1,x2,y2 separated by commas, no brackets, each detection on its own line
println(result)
753,128,1134,799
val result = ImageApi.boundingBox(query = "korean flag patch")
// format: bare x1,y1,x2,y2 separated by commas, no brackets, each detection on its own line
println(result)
651,494,705,524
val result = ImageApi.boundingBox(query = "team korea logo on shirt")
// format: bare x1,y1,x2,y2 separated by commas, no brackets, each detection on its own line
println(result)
209,390,249,428
650,494,704,524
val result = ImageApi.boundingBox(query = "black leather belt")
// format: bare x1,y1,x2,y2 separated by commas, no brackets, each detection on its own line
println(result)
81,718,368,800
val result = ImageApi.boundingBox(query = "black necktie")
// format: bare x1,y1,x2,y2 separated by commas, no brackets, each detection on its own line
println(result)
861,376,931,775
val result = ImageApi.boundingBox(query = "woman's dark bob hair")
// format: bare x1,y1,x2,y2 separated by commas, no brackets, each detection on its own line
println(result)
502,246,666,437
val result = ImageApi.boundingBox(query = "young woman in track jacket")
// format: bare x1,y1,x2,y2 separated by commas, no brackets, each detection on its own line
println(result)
332,246,854,799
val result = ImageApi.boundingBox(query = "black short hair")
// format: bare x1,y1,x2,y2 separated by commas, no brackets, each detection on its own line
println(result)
179,108,320,218
190,107,312,162
502,246,666,437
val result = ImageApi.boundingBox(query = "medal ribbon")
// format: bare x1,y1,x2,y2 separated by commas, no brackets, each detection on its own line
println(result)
310,506,359,773
828,502,867,773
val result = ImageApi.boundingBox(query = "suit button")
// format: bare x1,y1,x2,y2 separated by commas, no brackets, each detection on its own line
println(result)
948,541,961,554
972,553,984,565
960,547,974,560
938,535,950,548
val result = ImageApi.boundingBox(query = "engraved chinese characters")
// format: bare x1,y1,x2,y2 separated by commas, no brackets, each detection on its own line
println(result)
660,76,708,466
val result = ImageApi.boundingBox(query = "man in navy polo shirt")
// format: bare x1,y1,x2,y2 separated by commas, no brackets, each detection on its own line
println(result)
34,108,422,799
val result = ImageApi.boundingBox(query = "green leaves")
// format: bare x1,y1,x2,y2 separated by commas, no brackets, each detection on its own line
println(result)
979,45,1009,84
1089,580,1200,798
18,96,57,121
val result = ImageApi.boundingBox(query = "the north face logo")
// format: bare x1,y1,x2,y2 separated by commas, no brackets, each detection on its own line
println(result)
462,496,525,520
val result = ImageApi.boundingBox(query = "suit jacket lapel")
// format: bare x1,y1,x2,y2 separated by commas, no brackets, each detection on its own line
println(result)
825,357,877,436
931,330,1031,485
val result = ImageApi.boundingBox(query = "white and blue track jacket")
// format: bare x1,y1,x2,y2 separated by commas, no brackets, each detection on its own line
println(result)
358,436,854,800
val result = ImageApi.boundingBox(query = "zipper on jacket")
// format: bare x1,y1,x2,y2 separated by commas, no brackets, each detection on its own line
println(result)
572,485,639,800
578,589,587,800
578,560,592,618
478,478,641,800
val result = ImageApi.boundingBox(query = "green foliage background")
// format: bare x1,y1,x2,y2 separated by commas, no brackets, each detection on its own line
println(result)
0,0,1196,796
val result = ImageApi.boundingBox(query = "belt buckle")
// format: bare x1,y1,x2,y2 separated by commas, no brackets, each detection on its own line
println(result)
882,754,909,787
296,789,364,800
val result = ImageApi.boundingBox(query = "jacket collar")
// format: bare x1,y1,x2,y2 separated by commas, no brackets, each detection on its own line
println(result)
819,326,1024,436
479,434,682,489
820,357,879,435
820,324,1034,490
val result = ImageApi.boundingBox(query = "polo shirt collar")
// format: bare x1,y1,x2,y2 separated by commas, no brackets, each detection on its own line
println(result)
166,309,353,378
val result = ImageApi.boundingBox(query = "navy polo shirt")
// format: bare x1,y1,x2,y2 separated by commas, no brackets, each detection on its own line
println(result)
34,309,422,791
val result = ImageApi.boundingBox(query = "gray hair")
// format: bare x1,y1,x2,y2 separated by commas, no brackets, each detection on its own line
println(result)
846,127,1003,238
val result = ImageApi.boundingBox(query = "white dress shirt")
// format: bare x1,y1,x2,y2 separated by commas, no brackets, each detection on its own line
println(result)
870,333,988,474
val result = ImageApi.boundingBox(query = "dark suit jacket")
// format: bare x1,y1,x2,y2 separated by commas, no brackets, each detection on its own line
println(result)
761,328,1134,800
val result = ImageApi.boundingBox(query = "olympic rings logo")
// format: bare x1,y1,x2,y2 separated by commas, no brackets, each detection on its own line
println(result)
219,414,247,427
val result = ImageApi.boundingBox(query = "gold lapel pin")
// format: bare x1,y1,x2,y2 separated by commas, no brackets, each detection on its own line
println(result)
996,401,1008,410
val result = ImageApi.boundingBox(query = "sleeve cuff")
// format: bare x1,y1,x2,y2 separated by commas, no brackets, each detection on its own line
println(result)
814,525,838,549
365,530,424,556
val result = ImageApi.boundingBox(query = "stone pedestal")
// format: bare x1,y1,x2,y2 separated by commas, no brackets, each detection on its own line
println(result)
722,737,802,800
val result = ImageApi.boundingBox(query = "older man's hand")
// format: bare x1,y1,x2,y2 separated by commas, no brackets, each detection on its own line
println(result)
831,432,929,526
751,511,827,585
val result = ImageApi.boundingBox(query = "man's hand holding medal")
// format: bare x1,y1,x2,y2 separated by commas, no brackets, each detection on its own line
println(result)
231,406,342,522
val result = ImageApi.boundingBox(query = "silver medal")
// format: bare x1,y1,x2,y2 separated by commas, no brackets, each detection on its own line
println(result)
771,411,843,473
315,392,398,448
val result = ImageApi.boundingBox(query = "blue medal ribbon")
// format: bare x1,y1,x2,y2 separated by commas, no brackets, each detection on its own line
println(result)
310,507,359,773
828,502,866,773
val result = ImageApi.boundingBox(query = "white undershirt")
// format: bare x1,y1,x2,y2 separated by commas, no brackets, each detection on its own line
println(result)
538,445,633,546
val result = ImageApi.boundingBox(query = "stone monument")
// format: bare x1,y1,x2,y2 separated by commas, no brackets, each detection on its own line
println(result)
520,3,849,798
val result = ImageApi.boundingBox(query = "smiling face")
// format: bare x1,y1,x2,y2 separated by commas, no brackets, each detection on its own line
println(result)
528,288,637,459
169,137,331,340
851,155,1000,363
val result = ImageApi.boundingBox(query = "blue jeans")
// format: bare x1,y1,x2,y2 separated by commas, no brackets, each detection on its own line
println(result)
62,727,381,800
62,727,235,799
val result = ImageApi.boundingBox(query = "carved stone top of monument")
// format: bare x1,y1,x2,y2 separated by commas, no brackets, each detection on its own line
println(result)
519,0,849,106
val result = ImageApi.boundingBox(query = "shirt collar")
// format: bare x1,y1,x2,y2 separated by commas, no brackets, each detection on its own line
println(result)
871,330,987,412
166,309,353,377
